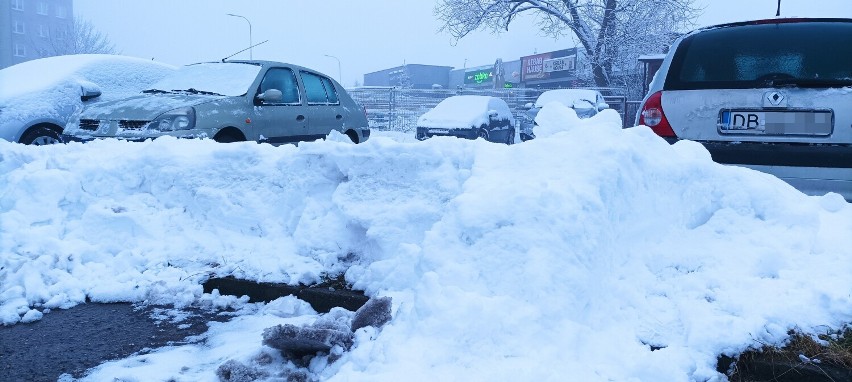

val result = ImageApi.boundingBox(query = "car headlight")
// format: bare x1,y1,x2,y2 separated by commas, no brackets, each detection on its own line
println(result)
149,107,196,132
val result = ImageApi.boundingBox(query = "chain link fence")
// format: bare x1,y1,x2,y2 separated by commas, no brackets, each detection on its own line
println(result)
347,87,639,133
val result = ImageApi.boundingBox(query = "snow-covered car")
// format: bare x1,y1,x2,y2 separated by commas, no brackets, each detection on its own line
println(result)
519,89,609,141
636,18,852,200
0,54,176,145
415,95,515,144
63,60,371,144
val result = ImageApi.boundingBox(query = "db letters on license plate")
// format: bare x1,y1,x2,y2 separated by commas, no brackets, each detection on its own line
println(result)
428,128,449,134
720,111,765,131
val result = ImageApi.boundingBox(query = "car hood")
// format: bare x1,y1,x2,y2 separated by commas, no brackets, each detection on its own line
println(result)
78,93,224,120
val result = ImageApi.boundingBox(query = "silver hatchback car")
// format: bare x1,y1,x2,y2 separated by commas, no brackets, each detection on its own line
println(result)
636,18,852,200
64,60,370,144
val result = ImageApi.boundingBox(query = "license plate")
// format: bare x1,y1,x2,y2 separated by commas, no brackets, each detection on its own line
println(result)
719,110,832,136
428,128,449,134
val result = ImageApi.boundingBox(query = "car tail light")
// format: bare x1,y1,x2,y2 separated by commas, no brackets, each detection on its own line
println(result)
639,91,676,138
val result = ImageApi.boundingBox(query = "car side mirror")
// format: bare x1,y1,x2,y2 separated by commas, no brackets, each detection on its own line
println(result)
522,102,534,110
80,84,102,102
488,110,499,118
597,102,609,111
256,89,283,103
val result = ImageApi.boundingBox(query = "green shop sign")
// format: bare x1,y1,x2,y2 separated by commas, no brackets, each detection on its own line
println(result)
465,69,493,85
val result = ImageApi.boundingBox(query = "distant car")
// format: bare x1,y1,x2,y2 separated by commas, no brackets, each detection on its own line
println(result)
636,18,852,200
63,60,370,144
415,95,515,144
0,54,176,145
519,89,609,141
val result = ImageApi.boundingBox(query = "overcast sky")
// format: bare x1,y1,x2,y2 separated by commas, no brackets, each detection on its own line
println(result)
74,0,852,86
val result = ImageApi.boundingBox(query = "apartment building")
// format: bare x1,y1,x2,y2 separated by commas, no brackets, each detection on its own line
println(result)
1,0,73,69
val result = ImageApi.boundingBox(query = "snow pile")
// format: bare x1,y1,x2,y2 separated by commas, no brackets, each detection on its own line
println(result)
533,103,622,138
417,95,513,128
1,111,851,380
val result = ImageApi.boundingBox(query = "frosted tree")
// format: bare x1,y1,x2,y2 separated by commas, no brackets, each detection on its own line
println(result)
33,17,117,57
435,0,699,89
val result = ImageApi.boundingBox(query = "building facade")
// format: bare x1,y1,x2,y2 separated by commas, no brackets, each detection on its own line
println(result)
363,64,453,89
1,0,74,69
447,59,523,90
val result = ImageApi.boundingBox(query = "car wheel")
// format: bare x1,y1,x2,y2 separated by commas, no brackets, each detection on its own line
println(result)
20,125,62,145
506,129,515,145
214,130,245,143
478,126,489,141
345,130,360,144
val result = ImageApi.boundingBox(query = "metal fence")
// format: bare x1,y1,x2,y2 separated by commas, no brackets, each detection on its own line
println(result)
347,87,640,132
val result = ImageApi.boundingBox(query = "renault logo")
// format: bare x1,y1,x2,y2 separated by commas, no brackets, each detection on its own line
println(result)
764,91,786,107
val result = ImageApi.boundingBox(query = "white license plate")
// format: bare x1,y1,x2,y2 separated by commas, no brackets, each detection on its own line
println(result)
428,128,449,134
719,110,832,136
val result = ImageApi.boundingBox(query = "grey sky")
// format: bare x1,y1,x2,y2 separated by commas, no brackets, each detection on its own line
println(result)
74,0,851,86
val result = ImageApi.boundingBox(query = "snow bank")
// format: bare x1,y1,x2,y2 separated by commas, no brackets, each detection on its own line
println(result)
1,111,851,380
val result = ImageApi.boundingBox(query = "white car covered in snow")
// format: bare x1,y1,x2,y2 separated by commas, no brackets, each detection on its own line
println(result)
415,95,515,144
0,54,176,145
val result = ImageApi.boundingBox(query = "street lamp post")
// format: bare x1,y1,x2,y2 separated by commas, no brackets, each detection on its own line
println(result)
227,13,252,60
324,54,342,84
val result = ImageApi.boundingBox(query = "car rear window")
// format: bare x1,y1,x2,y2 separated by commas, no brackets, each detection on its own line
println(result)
301,71,339,105
665,21,852,90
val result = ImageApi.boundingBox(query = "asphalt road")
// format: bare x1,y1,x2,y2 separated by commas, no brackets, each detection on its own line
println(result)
0,303,227,382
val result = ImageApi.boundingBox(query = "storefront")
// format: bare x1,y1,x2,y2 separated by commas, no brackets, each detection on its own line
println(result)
521,48,583,89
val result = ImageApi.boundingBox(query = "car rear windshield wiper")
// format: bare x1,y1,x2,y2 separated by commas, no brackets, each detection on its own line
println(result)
175,88,224,96
142,88,171,94
768,78,852,88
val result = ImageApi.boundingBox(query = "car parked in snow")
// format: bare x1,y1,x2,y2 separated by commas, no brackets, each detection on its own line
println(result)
63,60,370,144
519,89,609,141
636,18,852,200
415,95,515,144
0,54,176,145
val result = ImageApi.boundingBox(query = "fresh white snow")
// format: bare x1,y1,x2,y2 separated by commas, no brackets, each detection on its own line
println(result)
149,62,263,97
1,106,851,381
0,54,175,130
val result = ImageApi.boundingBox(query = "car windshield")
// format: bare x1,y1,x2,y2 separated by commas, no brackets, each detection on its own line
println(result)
144,62,261,96
666,21,852,90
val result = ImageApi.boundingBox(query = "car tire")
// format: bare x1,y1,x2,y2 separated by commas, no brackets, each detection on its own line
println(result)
478,126,489,141
214,131,243,143
345,130,360,144
506,129,515,145
20,125,62,145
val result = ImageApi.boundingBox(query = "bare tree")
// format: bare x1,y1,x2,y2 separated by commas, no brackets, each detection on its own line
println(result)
31,17,117,58
435,0,699,89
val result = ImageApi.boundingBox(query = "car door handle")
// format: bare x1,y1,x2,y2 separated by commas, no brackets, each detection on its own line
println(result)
336,115,343,120
296,115,305,122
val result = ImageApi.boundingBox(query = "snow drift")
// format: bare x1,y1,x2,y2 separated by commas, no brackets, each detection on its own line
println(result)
1,109,851,381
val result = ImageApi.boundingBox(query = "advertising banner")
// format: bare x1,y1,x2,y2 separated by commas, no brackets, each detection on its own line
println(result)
521,49,577,82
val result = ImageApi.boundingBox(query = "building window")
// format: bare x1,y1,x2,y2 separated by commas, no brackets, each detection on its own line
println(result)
55,5,67,19
54,29,67,40
14,44,26,57
38,24,49,38
12,0,24,11
13,21,25,34
37,2,49,15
